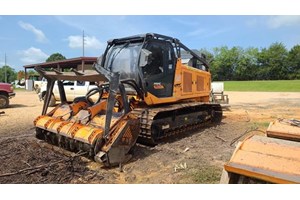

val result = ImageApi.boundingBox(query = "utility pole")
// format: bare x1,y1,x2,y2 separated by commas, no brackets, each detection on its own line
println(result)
4,53,7,83
82,30,85,57
81,30,86,71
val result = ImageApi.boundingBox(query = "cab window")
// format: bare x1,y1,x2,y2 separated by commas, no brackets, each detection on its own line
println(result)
63,81,74,86
76,81,85,86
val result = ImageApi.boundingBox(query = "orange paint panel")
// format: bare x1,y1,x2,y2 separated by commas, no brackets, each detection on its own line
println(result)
143,59,211,105
47,120,66,134
229,150,300,176
224,163,297,184
89,115,120,128
35,116,53,129
196,76,205,91
52,104,72,120
73,126,104,144
58,123,75,138
45,118,63,131
267,120,300,141
225,135,300,183
183,71,192,93
240,136,300,161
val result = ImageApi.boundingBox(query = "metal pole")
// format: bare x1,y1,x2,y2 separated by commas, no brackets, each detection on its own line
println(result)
82,30,85,57
82,30,85,71
4,53,7,83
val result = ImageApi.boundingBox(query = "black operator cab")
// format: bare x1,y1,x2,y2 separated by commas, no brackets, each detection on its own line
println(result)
100,33,209,99
139,38,176,98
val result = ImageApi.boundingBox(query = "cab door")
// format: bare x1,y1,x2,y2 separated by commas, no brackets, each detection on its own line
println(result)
142,40,175,98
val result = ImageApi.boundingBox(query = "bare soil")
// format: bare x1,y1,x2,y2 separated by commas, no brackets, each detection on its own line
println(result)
0,90,299,184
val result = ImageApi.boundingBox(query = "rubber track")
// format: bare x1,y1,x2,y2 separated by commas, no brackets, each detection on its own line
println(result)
135,102,222,146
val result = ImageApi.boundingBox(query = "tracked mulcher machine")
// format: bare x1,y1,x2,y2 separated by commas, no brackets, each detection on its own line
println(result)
34,33,222,167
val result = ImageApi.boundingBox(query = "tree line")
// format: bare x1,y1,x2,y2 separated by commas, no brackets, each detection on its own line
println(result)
0,53,65,83
202,43,300,81
1,46,300,83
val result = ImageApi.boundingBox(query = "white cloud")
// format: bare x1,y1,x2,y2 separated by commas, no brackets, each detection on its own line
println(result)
19,47,49,64
18,21,47,43
67,35,103,50
267,16,300,29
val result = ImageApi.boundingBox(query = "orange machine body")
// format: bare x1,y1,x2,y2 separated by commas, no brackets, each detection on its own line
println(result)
144,58,211,105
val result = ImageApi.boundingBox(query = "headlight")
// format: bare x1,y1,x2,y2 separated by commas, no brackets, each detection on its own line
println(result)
10,85,14,92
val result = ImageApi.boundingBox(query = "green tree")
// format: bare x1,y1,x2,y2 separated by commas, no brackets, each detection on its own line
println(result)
257,47,269,80
46,53,66,62
257,43,288,80
234,47,259,80
211,46,242,81
287,44,300,79
199,48,214,63
200,43,298,81
0,65,17,83
27,70,39,80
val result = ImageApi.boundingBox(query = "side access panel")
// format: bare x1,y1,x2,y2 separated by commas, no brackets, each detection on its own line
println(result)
181,67,210,97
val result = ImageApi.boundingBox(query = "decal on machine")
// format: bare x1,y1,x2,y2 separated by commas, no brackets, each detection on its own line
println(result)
153,82,165,89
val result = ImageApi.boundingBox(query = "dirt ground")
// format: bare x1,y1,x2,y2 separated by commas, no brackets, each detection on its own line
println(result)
0,90,299,184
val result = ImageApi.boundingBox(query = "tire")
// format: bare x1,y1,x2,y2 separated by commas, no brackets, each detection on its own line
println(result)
0,95,9,109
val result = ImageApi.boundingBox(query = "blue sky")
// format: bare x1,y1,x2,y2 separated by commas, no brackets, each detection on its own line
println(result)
1,15,300,71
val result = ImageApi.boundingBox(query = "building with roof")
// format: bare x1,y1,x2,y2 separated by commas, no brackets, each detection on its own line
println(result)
23,57,98,90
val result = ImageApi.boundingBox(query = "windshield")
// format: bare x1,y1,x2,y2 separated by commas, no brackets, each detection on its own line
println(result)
104,42,143,80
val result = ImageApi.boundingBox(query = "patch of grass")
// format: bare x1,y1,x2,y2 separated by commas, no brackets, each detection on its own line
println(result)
223,80,300,92
191,165,222,184
250,122,270,129
13,88,26,91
